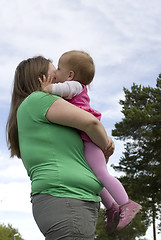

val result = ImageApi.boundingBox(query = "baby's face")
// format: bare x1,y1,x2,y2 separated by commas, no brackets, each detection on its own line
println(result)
55,56,70,83
48,62,56,82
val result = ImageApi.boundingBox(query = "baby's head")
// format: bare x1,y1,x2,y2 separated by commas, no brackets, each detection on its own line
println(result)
57,50,95,85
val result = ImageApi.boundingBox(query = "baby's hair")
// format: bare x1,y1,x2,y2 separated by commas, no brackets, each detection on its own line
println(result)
61,50,95,85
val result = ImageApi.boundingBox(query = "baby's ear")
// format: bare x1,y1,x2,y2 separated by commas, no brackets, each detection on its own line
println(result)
68,70,75,81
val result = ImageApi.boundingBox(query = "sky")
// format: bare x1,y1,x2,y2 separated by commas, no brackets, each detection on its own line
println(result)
0,0,161,239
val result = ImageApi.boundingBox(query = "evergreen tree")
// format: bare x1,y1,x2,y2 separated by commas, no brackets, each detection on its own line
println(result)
112,77,161,240
95,208,109,240
0,224,23,240
95,208,147,240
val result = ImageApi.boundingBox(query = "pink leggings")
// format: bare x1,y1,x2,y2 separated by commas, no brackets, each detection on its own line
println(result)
84,141,128,209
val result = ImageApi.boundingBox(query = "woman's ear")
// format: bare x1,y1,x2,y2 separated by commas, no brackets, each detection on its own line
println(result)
67,70,75,81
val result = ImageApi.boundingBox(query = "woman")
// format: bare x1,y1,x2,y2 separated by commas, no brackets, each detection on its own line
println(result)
6,56,114,240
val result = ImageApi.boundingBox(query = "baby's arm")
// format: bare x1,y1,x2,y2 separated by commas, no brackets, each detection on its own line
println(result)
52,81,83,99
39,75,83,99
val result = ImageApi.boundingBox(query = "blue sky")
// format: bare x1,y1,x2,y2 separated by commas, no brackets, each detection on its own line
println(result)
0,0,161,239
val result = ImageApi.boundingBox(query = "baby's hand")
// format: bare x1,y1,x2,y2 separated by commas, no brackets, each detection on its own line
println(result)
38,75,53,93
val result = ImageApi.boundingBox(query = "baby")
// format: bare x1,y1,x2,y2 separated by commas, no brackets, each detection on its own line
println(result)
39,50,142,232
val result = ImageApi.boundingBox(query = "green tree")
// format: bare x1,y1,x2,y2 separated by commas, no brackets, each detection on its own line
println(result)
112,77,161,240
0,224,23,240
95,207,147,240
95,208,108,240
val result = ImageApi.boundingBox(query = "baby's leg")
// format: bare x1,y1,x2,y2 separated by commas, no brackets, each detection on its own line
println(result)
100,187,115,209
84,141,128,206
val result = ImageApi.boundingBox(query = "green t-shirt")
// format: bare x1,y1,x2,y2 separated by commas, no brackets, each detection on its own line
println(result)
17,91,102,202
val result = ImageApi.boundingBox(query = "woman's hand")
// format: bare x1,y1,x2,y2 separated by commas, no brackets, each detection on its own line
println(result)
46,98,110,152
103,137,115,163
38,75,53,93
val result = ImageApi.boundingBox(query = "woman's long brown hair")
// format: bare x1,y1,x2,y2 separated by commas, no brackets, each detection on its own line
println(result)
6,56,51,158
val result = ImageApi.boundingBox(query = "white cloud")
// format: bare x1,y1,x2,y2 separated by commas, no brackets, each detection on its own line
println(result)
0,151,28,182
0,150,43,240
0,182,30,212
0,151,30,213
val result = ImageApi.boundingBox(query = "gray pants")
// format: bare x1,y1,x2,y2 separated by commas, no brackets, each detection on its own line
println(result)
32,194,100,240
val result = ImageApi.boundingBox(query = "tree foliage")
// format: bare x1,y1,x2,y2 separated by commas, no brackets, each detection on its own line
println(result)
0,224,23,240
95,208,147,240
111,77,161,238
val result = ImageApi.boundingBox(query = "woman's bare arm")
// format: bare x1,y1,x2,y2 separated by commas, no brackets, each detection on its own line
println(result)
46,98,114,155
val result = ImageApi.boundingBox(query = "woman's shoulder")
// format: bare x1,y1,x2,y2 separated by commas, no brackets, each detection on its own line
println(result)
18,91,61,120
27,91,60,103
28,91,47,100
19,91,60,112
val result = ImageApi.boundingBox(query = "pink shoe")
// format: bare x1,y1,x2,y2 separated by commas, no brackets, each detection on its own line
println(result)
103,203,120,233
117,199,142,231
